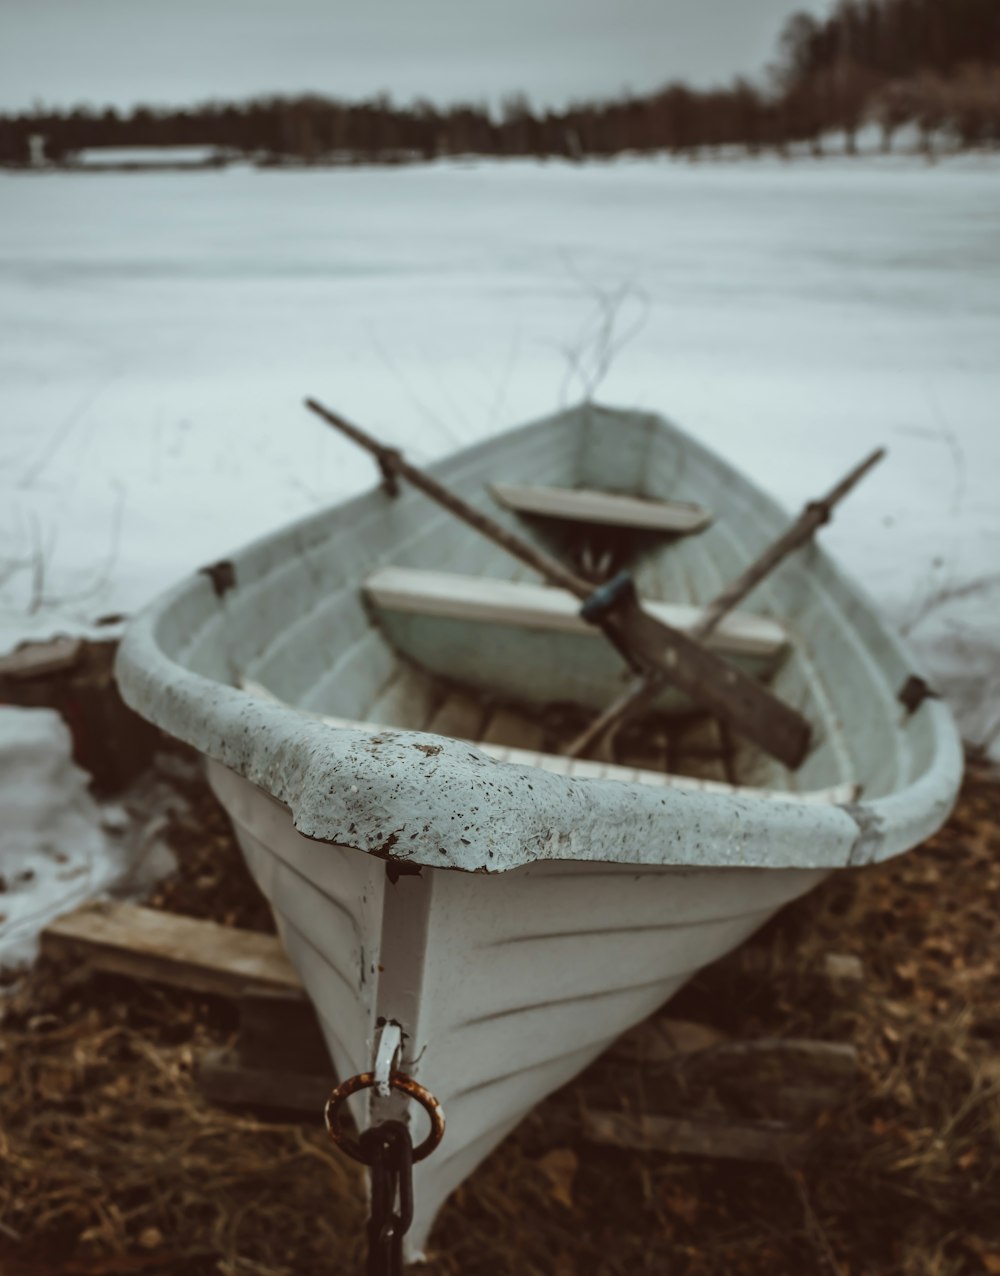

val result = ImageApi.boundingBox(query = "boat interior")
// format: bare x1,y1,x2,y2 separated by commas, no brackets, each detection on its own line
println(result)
174,408,933,808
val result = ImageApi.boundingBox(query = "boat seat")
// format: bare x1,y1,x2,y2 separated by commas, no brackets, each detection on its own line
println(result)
364,566,788,661
490,483,711,534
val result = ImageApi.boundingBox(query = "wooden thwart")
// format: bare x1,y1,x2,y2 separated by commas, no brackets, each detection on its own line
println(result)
41,901,301,998
731,947,865,995
490,482,711,533
364,566,788,660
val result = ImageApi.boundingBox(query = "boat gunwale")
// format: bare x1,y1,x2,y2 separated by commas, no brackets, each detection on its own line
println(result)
114,403,963,875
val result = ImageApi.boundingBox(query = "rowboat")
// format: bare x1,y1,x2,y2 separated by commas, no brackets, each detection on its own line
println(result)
115,403,961,1260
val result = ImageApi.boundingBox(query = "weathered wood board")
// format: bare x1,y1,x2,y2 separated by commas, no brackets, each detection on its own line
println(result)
584,1111,811,1164
41,901,301,998
490,483,712,533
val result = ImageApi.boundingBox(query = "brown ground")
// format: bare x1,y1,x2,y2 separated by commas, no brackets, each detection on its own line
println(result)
1,755,998,1276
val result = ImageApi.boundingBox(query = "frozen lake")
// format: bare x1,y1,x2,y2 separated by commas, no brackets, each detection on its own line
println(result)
2,154,999,751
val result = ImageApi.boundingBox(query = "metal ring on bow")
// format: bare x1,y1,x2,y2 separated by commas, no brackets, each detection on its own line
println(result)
324,1071,445,1164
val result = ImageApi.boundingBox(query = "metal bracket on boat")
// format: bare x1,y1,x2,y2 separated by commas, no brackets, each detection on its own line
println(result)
324,1071,445,1164
579,569,637,625
374,1022,403,1099
578,569,645,671
898,674,938,716
377,448,402,498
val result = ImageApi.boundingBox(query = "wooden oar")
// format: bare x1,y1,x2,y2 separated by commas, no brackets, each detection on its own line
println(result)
306,398,812,770
565,446,885,758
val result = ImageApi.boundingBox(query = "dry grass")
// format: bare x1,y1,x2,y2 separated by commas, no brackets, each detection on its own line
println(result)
2,757,999,1275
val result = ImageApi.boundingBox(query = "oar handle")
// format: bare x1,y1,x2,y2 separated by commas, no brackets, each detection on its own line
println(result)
306,398,589,597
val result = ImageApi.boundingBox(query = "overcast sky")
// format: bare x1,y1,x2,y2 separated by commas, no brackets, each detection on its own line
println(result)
0,0,834,114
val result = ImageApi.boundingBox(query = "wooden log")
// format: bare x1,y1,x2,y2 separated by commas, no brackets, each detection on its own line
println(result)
820,952,865,994
584,1111,811,1164
740,1083,845,1124
735,948,865,996
696,447,884,636
685,1038,856,1079
0,637,161,793
0,636,83,679
610,1024,857,1082
235,987,331,1072
41,901,301,999
195,1048,333,1116
606,1018,856,1121
607,1016,728,1063
363,566,787,659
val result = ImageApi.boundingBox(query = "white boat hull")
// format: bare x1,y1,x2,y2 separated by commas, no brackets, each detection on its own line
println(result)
209,760,827,1257
115,403,962,1259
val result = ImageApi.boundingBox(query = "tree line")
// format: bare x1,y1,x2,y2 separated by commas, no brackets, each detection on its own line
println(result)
2,0,998,166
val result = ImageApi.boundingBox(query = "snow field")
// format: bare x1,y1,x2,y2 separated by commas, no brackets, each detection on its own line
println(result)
1,153,998,750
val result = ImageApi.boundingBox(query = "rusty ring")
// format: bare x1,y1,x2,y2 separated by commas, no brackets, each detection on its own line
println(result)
324,1071,445,1165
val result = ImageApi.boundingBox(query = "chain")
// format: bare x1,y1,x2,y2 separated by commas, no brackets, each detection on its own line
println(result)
358,1120,414,1276
324,1060,444,1273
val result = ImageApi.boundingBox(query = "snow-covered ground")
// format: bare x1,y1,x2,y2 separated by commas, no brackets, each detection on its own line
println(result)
0,708,113,964
0,707,180,966
2,153,999,751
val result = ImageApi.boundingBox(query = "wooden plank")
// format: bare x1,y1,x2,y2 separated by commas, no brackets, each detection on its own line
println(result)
195,1048,333,1115
479,706,547,751
671,717,729,783
584,1110,811,1164
612,721,671,776
362,662,440,730
609,1017,728,1062
41,902,303,998
506,745,575,775
364,567,787,660
490,482,711,533
822,951,865,992
612,1029,857,1081
0,636,83,679
236,987,331,1072
196,989,334,1115
737,948,865,994
562,757,620,781
424,689,487,741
